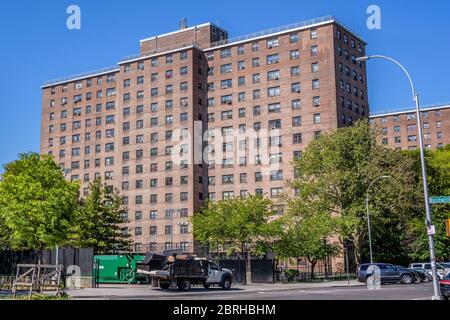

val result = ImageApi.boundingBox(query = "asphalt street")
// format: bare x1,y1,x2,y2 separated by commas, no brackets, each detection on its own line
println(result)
67,282,434,300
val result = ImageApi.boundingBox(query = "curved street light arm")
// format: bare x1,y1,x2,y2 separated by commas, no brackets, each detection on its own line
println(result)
358,55,417,102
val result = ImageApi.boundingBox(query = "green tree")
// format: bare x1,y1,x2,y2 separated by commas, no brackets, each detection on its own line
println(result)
70,178,131,254
192,195,276,284
274,201,339,278
0,212,11,249
406,145,450,261
289,121,421,265
0,153,79,260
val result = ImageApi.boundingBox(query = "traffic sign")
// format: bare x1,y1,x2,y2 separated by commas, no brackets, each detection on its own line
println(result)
429,196,450,204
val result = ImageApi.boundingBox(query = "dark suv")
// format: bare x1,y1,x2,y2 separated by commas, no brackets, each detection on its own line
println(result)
358,263,415,285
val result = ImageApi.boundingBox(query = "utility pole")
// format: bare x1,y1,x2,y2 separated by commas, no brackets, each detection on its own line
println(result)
357,55,442,300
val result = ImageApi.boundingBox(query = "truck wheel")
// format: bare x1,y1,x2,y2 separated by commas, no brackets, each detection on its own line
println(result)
159,282,170,289
178,279,191,291
221,276,232,290
203,282,210,289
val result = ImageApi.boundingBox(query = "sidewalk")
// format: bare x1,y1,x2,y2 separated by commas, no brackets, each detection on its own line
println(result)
65,280,363,299
240,280,362,291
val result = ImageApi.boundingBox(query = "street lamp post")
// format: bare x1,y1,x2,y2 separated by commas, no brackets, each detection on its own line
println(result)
366,175,390,264
357,55,442,300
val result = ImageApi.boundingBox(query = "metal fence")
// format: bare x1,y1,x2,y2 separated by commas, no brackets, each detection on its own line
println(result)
0,248,94,277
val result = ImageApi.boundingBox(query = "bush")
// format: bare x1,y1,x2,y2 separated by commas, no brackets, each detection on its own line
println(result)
285,269,299,281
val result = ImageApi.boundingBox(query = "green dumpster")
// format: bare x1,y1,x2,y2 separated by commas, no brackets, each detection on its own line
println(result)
93,255,147,284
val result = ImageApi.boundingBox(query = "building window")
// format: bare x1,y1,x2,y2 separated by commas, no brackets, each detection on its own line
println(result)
292,116,301,127
267,54,279,65
311,46,318,56
312,79,320,89
290,32,299,43
269,119,281,130
270,188,283,198
268,103,281,113
267,70,280,80
266,38,279,48
290,50,299,60
268,86,281,97
293,133,302,144
220,48,232,59
313,113,321,124
291,83,301,93
220,63,232,74
313,96,320,107
221,95,232,105
291,66,300,77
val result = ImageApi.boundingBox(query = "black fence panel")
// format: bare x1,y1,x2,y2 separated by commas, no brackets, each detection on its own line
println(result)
217,258,274,284
0,248,93,276
251,259,275,283
218,259,246,284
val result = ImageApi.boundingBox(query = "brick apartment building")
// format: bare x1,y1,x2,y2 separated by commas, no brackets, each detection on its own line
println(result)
369,103,450,150
40,15,369,253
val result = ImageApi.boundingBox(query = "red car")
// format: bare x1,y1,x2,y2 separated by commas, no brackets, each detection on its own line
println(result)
439,274,450,300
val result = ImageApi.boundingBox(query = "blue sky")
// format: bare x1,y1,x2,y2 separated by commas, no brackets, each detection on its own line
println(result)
0,0,449,170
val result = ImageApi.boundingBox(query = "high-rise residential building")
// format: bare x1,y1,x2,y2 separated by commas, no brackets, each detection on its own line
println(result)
40,15,368,253
369,103,449,150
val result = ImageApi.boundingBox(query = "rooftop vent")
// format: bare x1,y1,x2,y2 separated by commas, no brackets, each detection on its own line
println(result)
180,18,188,30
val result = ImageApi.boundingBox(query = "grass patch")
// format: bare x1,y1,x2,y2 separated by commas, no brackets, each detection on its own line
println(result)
0,292,70,300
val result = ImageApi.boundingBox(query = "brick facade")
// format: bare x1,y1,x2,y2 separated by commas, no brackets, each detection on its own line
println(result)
40,16,368,254
369,104,450,150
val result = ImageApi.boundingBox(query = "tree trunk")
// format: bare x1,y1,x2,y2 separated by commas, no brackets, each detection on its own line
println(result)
310,260,317,279
246,250,252,285
240,244,247,285
353,234,362,266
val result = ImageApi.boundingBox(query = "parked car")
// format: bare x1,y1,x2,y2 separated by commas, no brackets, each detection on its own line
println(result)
358,263,416,285
439,274,450,300
409,262,450,279
409,267,431,282
395,265,424,284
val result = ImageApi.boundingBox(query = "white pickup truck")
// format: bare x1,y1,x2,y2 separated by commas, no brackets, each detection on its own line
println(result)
139,256,233,291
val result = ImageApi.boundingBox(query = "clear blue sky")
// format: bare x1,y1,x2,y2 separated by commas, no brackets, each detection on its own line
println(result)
0,0,449,170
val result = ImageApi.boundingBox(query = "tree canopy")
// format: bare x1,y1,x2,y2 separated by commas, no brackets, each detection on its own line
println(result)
192,195,276,255
0,153,79,251
289,121,422,264
405,145,450,261
69,178,131,254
